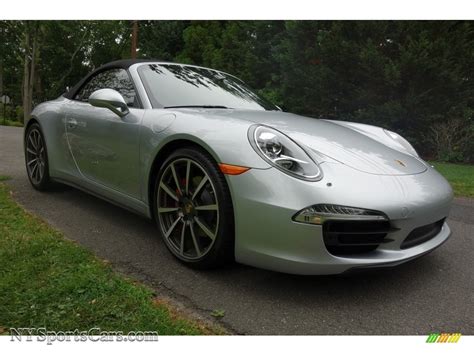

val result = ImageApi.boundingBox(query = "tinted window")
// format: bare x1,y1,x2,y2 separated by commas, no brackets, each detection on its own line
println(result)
138,64,278,111
75,69,138,107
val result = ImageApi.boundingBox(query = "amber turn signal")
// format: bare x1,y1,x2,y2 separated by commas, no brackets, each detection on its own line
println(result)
218,163,250,175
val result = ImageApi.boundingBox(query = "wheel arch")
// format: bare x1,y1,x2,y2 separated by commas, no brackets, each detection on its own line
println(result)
147,138,224,219
23,116,47,157
23,116,40,140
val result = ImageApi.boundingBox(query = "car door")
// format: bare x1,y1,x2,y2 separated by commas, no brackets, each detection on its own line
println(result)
65,68,143,199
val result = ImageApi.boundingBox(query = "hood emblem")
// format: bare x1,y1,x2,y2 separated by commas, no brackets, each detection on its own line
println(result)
395,159,406,167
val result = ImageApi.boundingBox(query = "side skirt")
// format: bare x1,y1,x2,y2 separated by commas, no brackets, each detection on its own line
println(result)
52,177,152,220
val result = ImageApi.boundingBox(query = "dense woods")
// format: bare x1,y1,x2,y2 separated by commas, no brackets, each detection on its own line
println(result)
1,20,473,162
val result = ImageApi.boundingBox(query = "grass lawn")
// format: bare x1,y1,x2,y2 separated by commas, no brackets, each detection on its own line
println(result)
0,176,217,335
430,162,474,198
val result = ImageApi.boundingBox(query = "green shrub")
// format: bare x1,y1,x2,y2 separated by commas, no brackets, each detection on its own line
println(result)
15,106,24,121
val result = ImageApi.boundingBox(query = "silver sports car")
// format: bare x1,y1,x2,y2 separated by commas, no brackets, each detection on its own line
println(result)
24,59,453,274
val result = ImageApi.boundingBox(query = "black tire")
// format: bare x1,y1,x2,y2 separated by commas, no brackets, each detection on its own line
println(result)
24,122,52,191
154,147,234,269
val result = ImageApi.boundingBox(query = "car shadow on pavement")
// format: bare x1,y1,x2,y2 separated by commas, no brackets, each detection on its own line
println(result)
37,181,442,291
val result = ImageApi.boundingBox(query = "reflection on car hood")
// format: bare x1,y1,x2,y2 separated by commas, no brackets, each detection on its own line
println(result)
192,109,428,176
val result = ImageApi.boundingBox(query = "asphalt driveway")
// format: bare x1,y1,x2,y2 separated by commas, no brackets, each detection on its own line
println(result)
1,125,473,334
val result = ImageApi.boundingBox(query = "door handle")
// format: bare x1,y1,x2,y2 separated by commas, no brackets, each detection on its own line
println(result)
67,118,78,129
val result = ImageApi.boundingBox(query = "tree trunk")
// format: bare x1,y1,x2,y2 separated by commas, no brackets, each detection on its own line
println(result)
0,57,3,97
131,21,138,59
22,21,40,123
29,25,38,108
22,24,31,123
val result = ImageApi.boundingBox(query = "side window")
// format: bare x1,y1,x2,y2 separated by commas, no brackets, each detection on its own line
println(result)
74,69,139,107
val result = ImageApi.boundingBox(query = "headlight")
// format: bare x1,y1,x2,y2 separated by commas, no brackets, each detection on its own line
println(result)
383,129,419,157
248,125,323,181
293,204,387,225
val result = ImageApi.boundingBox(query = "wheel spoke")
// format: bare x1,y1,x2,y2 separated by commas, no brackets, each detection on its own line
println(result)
36,131,42,149
30,161,37,175
27,158,37,166
195,204,218,211
29,134,37,150
38,161,44,180
35,162,41,181
170,163,182,196
185,160,191,195
191,175,208,201
180,222,186,254
160,182,179,201
33,131,39,149
189,223,202,257
31,163,39,181
194,216,216,240
164,216,182,238
158,207,179,213
27,147,36,155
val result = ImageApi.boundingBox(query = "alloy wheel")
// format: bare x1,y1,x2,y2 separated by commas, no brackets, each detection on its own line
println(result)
26,128,46,185
157,158,220,260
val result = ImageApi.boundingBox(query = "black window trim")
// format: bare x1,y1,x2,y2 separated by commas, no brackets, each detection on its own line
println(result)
70,67,144,109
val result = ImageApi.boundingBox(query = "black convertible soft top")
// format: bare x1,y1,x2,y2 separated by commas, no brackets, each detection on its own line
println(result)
63,59,162,100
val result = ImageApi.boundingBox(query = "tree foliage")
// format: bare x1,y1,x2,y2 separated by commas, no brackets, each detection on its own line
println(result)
1,20,473,162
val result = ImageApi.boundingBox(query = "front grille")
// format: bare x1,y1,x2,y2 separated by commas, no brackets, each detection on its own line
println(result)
323,220,394,256
400,219,444,249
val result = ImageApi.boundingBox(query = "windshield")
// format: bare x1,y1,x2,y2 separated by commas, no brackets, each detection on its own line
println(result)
138,63,278,111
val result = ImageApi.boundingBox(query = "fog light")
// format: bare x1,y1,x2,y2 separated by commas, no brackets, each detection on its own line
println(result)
292,204,387,225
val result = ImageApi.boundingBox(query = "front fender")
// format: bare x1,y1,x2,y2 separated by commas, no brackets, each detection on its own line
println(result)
139,109,271,205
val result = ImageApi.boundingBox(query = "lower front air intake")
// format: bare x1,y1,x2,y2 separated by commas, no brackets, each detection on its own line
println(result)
323,220,395,256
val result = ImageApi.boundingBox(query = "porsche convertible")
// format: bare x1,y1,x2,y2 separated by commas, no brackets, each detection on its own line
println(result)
24,59,453,274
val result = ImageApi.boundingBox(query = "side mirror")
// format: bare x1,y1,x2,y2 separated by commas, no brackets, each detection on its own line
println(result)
89,88,129,117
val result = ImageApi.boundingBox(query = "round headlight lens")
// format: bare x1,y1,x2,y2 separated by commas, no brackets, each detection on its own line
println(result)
249,125,323,181
258,131,283,157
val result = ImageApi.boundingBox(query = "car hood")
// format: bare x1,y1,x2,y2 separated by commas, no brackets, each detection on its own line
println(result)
187,109,427,176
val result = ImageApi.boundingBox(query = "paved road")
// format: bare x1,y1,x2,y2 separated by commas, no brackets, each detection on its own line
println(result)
1,125,473,335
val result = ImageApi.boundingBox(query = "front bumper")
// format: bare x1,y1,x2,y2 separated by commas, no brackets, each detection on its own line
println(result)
227,161,453,275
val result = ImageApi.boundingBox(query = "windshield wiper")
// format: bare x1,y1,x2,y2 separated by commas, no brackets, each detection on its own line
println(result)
163,105,232,109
